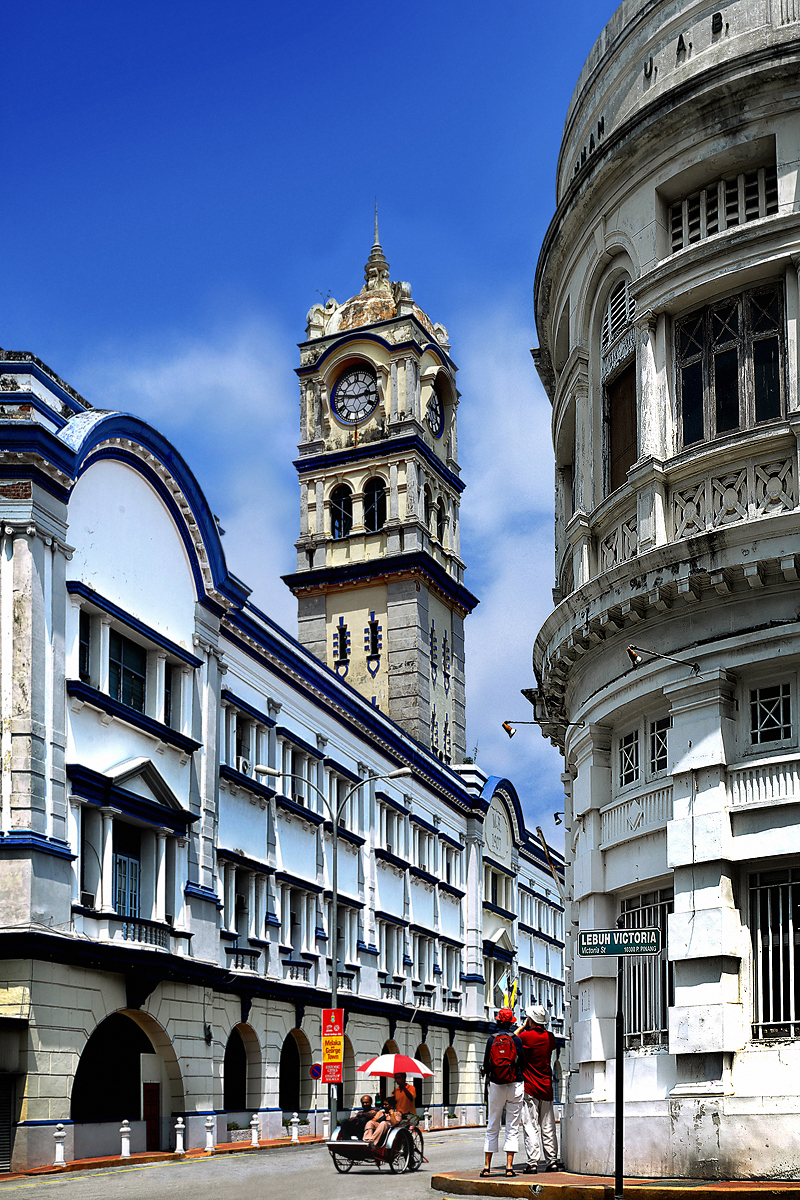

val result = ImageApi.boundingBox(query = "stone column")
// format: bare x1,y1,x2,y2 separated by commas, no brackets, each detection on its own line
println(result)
665,669,744,1094
788,255,800,414
390,360,399,421
569,724,615,1102
315,480,324,538
637,308,661,461
153,653,167,724
566,511,593,589
99,807,116,912
173,837,188,930
224,863,237,933
247,871,257,940
572,382,591,514
300,481,309,537
154,830,168,922
179,668,193,738
98,616,112,693
389,463,399,520
68,799,82,904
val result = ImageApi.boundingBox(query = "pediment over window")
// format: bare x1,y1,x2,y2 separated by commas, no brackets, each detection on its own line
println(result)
105,757,184,812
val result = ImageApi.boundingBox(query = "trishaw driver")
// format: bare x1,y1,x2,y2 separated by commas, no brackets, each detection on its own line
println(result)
392,1072,417,1120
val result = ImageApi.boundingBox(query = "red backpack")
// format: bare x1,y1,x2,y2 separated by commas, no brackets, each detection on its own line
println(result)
489,1032,518,1082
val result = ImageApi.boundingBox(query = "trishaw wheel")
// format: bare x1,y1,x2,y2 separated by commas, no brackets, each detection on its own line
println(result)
330,1150,354,1173
409,1126,424,1171
388,1129,410,1173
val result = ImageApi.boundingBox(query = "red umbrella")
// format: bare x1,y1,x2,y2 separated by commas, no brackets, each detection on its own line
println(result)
356,1053,433,1078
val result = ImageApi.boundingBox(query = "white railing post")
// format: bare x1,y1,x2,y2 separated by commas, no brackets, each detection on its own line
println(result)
174,1117,185,1155
322,1112,330,1141
120,1120,131,1158
290,1112,300,1143
423,1109,431,1132
204,1114,216,1152
460,1106,466,1126
250,1114,259,1147
478,1104,486,1126
53,1123,66,1166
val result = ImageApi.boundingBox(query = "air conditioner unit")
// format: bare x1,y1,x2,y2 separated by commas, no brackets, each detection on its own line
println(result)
237,757,251,776
80,891,95,909
236,893,246,909
386,844,393,855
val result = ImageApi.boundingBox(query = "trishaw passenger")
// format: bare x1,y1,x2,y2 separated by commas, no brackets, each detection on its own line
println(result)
341,1095,377,1140
363,1097,401,1146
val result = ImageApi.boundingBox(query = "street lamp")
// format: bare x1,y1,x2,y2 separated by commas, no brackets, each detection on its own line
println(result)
254,760,412,1132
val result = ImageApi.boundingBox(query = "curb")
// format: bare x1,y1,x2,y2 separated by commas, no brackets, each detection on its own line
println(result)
5,1135,327,1181
431,1170,800,1199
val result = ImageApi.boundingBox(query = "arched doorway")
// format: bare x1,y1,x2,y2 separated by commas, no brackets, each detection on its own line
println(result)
333,1035,356,1116
442,1047,458,1111
279,1029,312,1114
224,1028,247,1111
71,1011,183,1155
415,1043,433,1110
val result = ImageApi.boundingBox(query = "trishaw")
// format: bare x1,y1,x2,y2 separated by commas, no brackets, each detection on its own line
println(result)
326,1052,430,1175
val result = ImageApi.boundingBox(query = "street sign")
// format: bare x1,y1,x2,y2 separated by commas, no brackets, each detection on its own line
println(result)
577,928,661,957
310,1062,322,1079
322,1008,344,1084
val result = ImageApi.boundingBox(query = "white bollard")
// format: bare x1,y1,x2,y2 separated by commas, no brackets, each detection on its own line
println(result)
478,1105,486,1126
460,1106,467,1127
204,1114,216,1153
322,1112,330,1142
290,1112,300,1144
423,1109,431,1132
174,1117,185,1155
250,1114,259,1147
120,1120,131,1159
53,1123,66,1167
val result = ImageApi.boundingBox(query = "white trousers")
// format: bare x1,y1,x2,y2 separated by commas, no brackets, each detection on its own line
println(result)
483,1080,524,1154
520,1094,557,1165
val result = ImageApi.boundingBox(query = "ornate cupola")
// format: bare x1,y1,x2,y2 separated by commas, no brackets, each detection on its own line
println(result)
282,218,478,762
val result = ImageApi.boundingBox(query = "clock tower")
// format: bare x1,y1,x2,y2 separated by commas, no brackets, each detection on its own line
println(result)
283,221,477,762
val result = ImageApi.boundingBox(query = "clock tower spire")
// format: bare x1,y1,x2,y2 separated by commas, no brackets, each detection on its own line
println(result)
283,230,477,763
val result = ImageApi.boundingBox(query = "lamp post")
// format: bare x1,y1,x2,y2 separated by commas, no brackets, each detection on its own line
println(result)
255,761,412,1133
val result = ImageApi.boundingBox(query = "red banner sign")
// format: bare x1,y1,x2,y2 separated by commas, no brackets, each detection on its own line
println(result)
322,1008,344,1084
322,1008,343,1037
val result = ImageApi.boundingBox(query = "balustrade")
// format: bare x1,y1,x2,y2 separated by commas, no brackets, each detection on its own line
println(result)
728,757,800,806
600,784,673,848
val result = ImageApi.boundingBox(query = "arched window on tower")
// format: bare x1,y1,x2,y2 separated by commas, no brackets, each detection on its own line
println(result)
423,486,432,531
435,501,445,543
330,485,352,540
602,278,638,495
363,477,386,533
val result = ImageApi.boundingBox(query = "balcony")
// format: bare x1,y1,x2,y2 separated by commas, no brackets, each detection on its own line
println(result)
336,971,355,992
600,784,673,849
118,917,169,949
412,991,434,1008
225,946,261,971
381,983,403,1001
284,961,311,982
443,995,462,1013
728,756,800,807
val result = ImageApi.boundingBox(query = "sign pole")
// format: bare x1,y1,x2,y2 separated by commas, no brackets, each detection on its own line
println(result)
615,950,624,1200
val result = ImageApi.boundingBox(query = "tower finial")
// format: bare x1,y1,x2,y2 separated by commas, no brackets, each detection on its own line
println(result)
374,199,379,247
362,202,390,292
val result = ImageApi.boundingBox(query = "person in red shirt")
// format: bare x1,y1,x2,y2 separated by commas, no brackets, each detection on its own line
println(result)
517,1004,559,1173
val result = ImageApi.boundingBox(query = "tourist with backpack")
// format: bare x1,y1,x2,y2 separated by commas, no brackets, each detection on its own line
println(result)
518,1004,559,1173
480,1006,525,1178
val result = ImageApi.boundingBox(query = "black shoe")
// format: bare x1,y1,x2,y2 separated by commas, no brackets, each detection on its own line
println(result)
525,1163,538,1174
545,1162,559,1172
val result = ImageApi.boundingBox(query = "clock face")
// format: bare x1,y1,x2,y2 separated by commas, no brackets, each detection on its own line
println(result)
426,387,444,437
332,366,379,424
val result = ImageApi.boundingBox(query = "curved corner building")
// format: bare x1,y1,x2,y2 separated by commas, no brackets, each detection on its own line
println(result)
533,0,800,1179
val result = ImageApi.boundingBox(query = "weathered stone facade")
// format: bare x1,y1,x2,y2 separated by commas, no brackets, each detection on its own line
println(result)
533,0,800,1180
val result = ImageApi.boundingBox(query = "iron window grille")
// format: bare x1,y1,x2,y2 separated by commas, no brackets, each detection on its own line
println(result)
649,717,670,775
619,730,640,787
363,477,386,533
620,889,674,1048
749,867,800,1039
669,165,779,254
676,284,785,448
750,683,792,745
330,485,353,539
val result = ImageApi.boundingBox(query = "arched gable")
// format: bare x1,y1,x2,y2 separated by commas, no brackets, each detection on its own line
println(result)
60,411,249,611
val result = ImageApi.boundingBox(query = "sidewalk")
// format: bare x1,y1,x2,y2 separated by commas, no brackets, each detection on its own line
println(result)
432,1167,800,1200
3,1133,326,1181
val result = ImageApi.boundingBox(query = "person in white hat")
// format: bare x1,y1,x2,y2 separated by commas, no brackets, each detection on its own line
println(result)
516,1004,559,1173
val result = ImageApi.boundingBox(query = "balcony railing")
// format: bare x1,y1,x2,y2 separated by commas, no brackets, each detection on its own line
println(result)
443,996,461,1013
226,946,261,971
336,972,355,992
600,784,673,848
117,917,169,949
729,757,800,806
381,983,403,1001
284,961,311,982
413,991,433,1008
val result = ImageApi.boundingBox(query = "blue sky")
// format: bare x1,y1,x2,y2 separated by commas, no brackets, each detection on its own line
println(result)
4,0,620,842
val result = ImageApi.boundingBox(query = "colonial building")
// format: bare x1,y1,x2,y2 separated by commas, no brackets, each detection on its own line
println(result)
533,0,800,1180
0,238,564,1173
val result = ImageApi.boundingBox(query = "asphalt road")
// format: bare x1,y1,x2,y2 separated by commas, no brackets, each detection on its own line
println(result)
0,1129,488,1200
